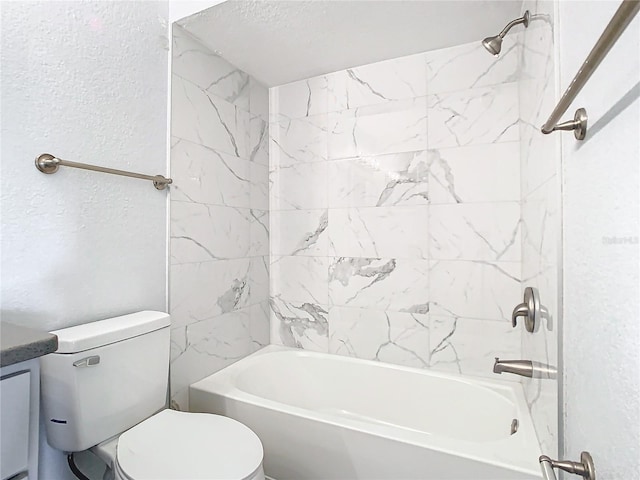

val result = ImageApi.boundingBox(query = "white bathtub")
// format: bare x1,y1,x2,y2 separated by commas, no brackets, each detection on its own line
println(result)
190,345,542,480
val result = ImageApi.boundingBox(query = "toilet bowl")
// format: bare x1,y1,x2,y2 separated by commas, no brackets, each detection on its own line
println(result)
93,409,264,480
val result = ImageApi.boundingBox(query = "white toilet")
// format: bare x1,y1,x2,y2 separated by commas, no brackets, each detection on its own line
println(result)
40,311,265,480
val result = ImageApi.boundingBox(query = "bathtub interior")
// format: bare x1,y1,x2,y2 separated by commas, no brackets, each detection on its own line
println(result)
190,345,542,478
235,349,518,443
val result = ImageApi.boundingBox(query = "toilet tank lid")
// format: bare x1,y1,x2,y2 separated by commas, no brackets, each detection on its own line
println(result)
51,311,170,354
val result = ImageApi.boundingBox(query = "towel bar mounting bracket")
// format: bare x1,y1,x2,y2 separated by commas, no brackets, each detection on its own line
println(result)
542,108,588,140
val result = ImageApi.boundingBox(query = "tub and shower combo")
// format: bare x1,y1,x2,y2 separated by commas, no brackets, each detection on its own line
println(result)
191,346,541,480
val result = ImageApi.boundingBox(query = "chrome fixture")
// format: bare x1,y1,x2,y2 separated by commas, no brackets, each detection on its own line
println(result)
493,358,557,379
541,0,640,139
493,358,534,378
540,452,596,480
512,287,539,333
72,356,100,368
543,108,588,140
35,153,173,190
510,418,519,435
481,10,530,56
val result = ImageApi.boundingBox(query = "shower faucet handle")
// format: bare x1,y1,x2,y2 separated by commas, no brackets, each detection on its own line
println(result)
511,287,539,333
511,303,529,328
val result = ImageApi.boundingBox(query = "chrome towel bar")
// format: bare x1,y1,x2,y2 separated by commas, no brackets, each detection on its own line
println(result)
541,0,640,139
35,153,172,190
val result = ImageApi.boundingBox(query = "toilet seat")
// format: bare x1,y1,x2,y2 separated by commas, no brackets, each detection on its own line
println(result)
115,409,264,480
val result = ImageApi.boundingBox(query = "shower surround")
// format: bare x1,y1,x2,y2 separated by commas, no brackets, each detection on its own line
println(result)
269,36,523,380
169,25,270,408
168,16,559,458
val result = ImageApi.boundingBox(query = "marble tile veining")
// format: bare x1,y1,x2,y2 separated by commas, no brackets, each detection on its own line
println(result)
171,137,251,208
249,256,270,305
172,74,250,159
249,115,269,166
329,206,429,259
427,82,519,149
270,161,328,210
429,260,520,321
170,24,270,402
328,98,428,160
270,296,329,352
250,161,269,210
171,202,251,263
271,209,329,257
522,176,559,271
170,306,266,398
429,315,520,381
171,258,253,328
173,26,250,110
327,53,427,111
249,209,269,257
426,35,519,95
270,115,328,168
329,257,430,313
271,255,329,305
250,78,269,121
270,76,328,120
328,150,429,208
329,306,430,368
430,203,521,262
428,142,521,204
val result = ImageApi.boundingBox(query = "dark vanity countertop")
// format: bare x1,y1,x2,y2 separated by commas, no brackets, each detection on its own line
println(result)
0,322,58,368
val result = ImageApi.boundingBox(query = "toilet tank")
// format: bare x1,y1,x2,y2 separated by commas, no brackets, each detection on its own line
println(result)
40,311,170,452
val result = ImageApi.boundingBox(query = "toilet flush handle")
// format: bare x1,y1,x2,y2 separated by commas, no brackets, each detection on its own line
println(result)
73,355,100,367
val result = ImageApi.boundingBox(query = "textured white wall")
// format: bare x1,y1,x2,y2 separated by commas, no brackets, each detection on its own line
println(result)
559,0,639,476
1,1,169,331
0,2,169,478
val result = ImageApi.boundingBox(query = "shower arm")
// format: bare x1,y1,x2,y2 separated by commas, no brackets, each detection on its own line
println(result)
498,12,530,39
498,17,524,38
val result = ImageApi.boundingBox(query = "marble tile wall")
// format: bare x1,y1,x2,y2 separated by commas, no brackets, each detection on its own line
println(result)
169,25,269,409
518,0,560,456
269,37,523,381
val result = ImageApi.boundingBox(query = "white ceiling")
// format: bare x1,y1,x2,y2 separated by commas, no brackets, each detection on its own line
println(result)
179,0,523,87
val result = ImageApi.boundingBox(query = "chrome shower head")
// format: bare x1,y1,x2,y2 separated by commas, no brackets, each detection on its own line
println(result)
482,10,530,56
482,35,503,56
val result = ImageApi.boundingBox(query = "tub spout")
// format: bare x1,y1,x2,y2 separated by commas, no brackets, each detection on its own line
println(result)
493,358,534,378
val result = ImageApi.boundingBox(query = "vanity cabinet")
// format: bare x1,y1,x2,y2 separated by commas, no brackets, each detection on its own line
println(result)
0,359,40,480
0,321,57,480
